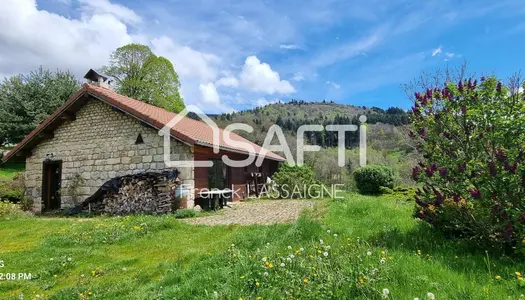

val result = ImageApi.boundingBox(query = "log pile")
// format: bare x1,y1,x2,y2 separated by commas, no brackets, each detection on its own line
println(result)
68,170,181,215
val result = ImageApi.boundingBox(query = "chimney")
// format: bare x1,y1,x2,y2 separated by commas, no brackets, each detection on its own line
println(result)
83,69,114,90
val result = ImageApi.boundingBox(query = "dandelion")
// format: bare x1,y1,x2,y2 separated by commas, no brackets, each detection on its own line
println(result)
80,274,85,278
334,233,338,237
87,291,92,296
53,275,57,278
255,281,260,287
286,257,292,262
300,248,304,252
381,251,385,255
289,254,295,259
427,292,435,300
263,272,269,277
280,263,285,267
304,278,309,284
67,257,72,262
262,257,267,262
417,250,422,255
326,245,331,250
323,252,329,257
268,263,273,268
495,275,501,280
380,259,386,264
382,288,390,298
516,272,522,276
367,251,372,256
231,244,235,247
327,230,331,233
257,297,262,300
320,239,324,244
288,246,292,250
122,267,128,271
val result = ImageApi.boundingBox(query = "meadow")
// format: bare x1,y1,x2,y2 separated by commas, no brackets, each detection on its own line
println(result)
1,193,524,299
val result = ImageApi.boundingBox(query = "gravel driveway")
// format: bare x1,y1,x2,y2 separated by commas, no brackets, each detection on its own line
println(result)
183,200,315,226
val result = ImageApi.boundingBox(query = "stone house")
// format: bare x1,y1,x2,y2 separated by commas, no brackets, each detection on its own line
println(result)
2,70,285,212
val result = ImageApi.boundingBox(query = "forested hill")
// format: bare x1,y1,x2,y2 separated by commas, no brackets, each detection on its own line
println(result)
204,100,410,150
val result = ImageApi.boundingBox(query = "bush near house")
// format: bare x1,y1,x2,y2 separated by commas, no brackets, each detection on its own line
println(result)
272,164,318,198
410,77,525,254
353,165,395,194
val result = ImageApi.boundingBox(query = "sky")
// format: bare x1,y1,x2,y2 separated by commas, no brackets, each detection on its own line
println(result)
0,0,524,113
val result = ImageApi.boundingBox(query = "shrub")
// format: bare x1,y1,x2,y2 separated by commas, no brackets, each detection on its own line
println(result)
0,173,24,203
0,200,28,219
174,209,197,219
409,76,525,254
353,165,394,194
272,164,318,198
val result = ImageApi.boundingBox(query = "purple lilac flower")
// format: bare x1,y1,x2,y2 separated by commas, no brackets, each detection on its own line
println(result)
468,188,482,199
489,161,497,176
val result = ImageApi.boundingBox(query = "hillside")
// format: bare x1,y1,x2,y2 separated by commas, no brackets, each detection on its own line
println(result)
208,100,411,152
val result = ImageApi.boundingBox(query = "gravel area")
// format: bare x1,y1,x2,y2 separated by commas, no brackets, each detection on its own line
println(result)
183,200,315,226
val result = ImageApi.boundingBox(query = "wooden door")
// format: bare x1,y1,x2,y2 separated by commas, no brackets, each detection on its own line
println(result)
42,160,62,211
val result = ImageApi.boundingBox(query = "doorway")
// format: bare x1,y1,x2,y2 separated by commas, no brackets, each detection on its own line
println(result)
42,160,62,211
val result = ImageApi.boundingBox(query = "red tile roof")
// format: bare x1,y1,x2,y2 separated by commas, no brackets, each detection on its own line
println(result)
2,84,285,162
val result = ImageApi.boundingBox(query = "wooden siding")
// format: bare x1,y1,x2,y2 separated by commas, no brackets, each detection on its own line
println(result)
193,145,279,201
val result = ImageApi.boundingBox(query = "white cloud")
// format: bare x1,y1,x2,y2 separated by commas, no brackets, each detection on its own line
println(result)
432,45,443,56
0,0,133,79
291,72,305,82
79,0,142,24
279,44,299,50
255,98,279,107
199,82,220,105
215,76,239,88
151,36,221,82
239,56,295,95
326,81,340,89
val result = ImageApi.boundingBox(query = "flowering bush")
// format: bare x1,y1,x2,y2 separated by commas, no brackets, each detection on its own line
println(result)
409,76,525,253
0,200,28,219
353,165,395,194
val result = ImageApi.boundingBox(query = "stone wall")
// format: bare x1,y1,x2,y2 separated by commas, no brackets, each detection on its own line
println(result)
24,98,195,212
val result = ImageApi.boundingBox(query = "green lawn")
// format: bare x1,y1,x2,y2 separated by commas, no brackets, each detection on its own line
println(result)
0,162,24,180
1,194,524,299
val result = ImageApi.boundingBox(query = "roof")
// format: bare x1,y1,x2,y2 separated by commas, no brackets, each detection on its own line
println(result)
2,84,285,162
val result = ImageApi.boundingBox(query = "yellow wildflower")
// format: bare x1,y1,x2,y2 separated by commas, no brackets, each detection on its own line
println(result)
495,275,502,280
516,272,522,276
268,263,273,268
257,297,262,300
417,250,422,255
255,281,260,287
381,251,385,255
303,278,308,284
88,290,92,295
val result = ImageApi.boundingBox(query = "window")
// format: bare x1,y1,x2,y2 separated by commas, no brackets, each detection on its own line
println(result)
208,160,227,189
135,133,144,145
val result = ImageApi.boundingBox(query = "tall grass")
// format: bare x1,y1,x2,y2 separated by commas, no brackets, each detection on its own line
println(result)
0,194,524,299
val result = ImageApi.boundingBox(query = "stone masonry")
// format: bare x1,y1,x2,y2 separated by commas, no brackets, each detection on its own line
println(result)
24,99,195,212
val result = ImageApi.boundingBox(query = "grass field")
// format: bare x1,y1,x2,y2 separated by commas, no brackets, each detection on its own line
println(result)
1,194,525,299
0,162,24,181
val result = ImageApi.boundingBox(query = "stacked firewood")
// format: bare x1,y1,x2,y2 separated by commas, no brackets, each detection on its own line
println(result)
68,170,181,215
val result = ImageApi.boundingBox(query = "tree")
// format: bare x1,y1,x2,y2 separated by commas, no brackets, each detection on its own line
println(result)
0,67,80,146
101,44,185,113
410,76,525,254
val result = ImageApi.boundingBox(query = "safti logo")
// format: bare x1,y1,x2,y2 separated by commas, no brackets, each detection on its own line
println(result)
159,105,368,169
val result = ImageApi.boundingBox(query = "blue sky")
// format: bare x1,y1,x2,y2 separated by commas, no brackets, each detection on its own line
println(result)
1,0,524,113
